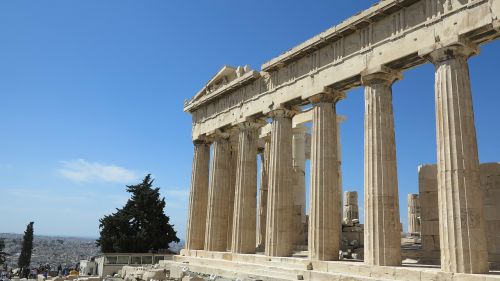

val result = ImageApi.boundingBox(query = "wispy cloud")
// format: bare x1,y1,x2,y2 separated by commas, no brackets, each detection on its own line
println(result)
164,189,189,198
58,159,138,184
161,188,189,210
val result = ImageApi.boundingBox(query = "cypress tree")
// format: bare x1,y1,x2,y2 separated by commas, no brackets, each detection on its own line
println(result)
0,238,7,266
18,222,34,278
96,174,180,253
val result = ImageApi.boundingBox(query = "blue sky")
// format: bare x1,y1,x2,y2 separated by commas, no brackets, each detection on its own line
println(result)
0,1,499,239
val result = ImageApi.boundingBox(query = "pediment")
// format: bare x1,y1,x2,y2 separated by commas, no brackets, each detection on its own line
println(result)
191,65,252,103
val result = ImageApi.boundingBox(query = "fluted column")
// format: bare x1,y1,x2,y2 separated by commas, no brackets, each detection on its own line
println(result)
343,191,359,225
256,137,270,252
226,138,238,251
185,140,210,250
427,44,488,273
292,125,307,246
308,92,343,261
362,68,402,266
231,121,264,254
407,194,420,234
265,108,296,257
204,136,231,252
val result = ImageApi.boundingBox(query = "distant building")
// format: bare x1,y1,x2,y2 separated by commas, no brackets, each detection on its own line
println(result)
80,253,172,278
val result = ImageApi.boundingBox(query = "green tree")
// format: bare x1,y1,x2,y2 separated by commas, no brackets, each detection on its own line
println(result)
18,222,34,278
96,174,180,253
0,238,7,266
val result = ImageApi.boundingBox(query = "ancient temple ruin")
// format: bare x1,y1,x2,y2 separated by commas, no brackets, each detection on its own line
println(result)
166,0,500,279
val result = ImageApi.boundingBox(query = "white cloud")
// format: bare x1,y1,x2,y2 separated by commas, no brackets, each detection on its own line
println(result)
164,189,189,198
161,188,189,210
58,159,138,184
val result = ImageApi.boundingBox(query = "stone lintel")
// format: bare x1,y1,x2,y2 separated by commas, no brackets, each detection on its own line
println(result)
261,0,408,72
293,109,346,127
361,65,402,86
293,111,313,127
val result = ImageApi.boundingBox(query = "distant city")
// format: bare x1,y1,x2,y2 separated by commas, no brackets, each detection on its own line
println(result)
0,233,184,271
0,233,100,269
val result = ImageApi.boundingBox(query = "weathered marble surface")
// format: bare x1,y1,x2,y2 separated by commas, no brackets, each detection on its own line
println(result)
186,0,500,142
419,163,500,270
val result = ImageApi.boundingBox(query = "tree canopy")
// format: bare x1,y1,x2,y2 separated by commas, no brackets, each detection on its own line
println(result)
18,222,34,277
96,174,179,253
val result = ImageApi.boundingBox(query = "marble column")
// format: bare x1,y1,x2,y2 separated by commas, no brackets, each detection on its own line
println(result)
204,136,231,252
407,194,420,234
337,116,345,248
226,141,237,251
265,108,296,257
343,191,359,225
256,137,270,252
185,140,210,250
292,124,307,246
308,92,343,261
427,44,488,273
336,117,345,191
231,121,263,254
362,68,402,266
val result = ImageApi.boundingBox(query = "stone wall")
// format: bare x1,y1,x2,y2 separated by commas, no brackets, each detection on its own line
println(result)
418,163,500,266
418,165,440,263
480,163,500,263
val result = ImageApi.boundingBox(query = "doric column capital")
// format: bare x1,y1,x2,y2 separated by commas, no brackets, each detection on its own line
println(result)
205,126,238,142
420,37,479,64
426,44,479,64
267,107,299,119
361,66,402,86
236,118,267,131
193,139,208,146
308,91,345,105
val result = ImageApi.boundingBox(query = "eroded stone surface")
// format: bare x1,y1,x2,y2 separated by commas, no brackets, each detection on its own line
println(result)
419,163,500,269
308,93,341,261
362,70,401,266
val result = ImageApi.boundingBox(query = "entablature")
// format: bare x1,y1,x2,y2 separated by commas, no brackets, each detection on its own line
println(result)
187,0,500,141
